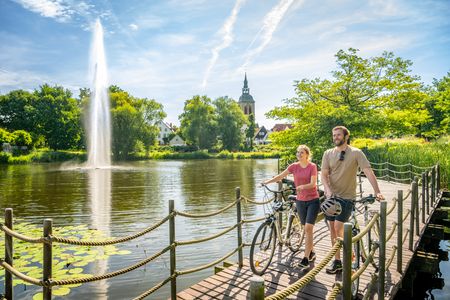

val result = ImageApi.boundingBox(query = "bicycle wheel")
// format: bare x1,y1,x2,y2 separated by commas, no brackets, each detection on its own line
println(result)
287,215,304,253
250,221,277,275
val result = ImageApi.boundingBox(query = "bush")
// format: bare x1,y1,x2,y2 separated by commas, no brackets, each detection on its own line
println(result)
0,128,12,144
11,130,32,147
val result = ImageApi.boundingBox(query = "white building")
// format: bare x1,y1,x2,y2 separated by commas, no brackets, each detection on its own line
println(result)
169,135,186,146
157,121,173,145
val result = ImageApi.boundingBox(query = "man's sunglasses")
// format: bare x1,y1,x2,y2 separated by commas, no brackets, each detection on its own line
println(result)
339,151,346,161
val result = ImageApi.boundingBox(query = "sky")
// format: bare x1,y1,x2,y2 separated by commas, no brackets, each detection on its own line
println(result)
0,0,449,128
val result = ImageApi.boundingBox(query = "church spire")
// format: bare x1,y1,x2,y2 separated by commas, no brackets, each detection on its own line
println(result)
244,72,248,89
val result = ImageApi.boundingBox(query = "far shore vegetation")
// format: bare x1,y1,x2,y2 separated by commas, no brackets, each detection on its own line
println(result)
1,49,448,185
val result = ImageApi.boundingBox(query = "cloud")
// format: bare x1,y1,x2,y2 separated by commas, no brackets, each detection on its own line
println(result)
201,0,246,89
13,0,73,22
129,23,139,31
241,0,303,69
155,33,196,46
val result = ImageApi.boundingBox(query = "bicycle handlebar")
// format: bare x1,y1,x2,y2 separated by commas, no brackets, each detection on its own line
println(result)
330,194,377,205
260,183,295,195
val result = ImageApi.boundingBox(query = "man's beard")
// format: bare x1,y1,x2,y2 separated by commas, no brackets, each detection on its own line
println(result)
334,139,345,146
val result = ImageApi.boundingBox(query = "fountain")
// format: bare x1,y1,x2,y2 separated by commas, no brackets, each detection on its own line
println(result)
86,19,111,168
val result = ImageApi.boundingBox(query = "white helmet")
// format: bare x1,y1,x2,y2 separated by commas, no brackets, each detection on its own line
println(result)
320,197,342,217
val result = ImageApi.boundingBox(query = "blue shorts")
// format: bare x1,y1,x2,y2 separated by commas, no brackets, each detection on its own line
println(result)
325,198,354,222
296,198,320,225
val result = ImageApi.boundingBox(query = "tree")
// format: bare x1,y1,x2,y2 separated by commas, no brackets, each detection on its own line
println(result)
179,95,217,149
33,84,82,150
11,130,32,147
0,90,36,133
109,88,166,159
267,48,430,153
213,97,247,151
246,114,256,150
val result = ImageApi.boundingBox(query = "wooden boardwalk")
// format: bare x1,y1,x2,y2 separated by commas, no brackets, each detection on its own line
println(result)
177,179,434,299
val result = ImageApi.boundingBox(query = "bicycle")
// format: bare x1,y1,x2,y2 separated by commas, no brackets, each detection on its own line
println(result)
249,181,305,275
348,194,379,299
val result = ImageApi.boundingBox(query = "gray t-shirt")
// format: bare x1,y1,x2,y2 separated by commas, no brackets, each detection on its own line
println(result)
321,146,371,199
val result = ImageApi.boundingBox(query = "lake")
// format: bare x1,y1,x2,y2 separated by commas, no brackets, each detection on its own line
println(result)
0,159,279,299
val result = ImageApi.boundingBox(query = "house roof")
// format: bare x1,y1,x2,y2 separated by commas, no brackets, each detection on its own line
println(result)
271,124,293,132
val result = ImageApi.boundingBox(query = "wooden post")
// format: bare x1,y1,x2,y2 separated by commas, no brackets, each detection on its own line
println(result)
249,276,265,300
409,181,415,251
422,172,426,223
169,200,176,300
386,162,390,182
236,187,243,268
397,190,403,274
379,201,387,299
425,172,429,215
413,178,419,236
409,163,413,183
5,208,13,300
342,223,352,300
43,219,53,300
426,171,430,209
436,164,440,193
431,167,436,207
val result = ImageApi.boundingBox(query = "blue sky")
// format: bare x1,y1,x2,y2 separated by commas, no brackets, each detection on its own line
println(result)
1,0,449,128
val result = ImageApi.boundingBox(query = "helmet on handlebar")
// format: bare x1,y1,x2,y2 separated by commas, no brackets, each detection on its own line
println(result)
320,197,342,217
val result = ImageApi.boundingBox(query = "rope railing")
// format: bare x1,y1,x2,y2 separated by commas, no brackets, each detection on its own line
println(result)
351,243,379,281
265,239,343,300
177,245,243,275
352,213,380,243
50,214,172,246
0,224,47,244
241,195,275,205
176,223,239,246
174,199,238,218
50,244,173,286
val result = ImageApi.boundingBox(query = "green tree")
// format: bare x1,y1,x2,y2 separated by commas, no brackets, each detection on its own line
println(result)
246,114,256,150
213,96,247,151
179,95,217,149
0,90,36,133
422,72,450,136
267,48,429,153
0,128,13,145
109,88,165,159
11,130,32,147
33,84,82,150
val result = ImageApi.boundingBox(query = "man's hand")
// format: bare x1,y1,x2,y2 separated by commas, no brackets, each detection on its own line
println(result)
376,193,385,201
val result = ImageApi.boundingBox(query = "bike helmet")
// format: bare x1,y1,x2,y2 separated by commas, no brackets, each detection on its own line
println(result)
320,197,342,217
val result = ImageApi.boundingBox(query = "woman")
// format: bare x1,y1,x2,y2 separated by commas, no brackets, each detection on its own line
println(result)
262,145,320,269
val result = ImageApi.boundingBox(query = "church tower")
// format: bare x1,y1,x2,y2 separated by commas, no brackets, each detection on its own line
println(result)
238,73,255,116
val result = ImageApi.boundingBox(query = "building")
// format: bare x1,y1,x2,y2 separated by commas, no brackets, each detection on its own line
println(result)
271,124,293,132
169,135,186,146
157,121,173,144
238,73,255,116
254,126,269,145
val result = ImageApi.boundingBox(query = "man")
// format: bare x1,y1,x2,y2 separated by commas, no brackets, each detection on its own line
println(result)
321,126,384,274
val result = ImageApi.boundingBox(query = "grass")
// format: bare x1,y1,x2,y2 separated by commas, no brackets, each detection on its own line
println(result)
353,135,450,188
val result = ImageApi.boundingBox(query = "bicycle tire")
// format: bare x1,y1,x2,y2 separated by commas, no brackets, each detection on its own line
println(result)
287,215,304,253
250,221,277,275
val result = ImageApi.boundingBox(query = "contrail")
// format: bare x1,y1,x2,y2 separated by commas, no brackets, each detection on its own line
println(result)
242,0,301,70
201,0,246,89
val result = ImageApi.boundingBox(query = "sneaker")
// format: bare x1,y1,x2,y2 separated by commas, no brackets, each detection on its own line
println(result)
298,257,310,269
326,260,342,274
308,251,316,262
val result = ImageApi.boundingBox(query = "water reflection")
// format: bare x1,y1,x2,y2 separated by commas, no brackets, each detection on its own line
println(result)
88,169,111,299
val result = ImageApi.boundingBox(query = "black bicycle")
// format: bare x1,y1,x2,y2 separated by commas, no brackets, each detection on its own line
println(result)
249,182,305,275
